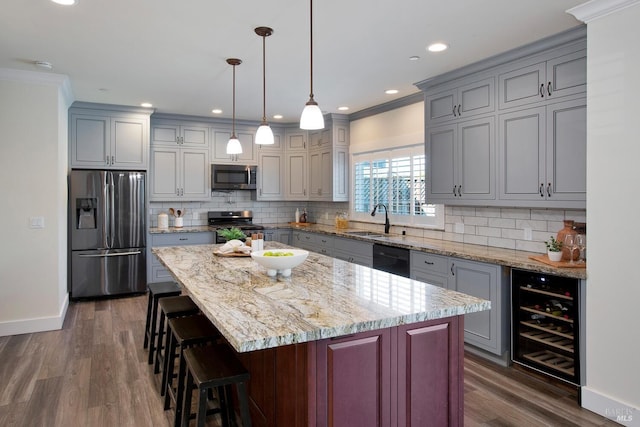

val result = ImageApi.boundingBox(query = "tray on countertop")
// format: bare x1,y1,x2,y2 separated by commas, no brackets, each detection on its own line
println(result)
529,254,585,268
213,249,252,257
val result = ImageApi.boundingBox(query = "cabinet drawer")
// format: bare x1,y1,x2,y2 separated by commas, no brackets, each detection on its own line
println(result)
411,251,448,275
151,232,215,247
334,237,372,256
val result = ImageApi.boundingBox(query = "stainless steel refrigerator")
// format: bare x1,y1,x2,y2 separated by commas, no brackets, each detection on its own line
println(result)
69,170,146,298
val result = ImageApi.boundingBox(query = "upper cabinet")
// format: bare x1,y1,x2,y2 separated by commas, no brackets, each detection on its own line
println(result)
426,76,495,124
211,125,257,164
151,120,209,147
70,103,151,170
308,115,350,202
285,128,307,151
498,49,586,110
418,28,586,208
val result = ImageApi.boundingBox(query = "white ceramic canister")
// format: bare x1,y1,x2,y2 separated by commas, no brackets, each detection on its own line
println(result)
158,212,169,229
174,216,184,228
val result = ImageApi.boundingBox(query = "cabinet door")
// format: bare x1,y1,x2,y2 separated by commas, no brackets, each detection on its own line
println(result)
426,88,457,123
449,259,502,354
546,50,586,100
333,147,349,201
151,123,180,145
498,62,546,110
458,117,495,199
309,151,322,198
498,107,546,201
333,123,349,146
397,318,463,427
111,117,147,169
411,271,449,289
285,152,308,200
427,124,457,199
70,114,109,167
546,99,586,201
257,152,284,200
212,127,256,164
315,329,391,427
181,124,209,147
458,77,495,118
285,129,307,151
181,148,210,200
150,148,180,200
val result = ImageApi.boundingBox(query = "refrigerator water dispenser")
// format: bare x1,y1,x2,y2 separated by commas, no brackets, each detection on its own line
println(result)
76,198,97,229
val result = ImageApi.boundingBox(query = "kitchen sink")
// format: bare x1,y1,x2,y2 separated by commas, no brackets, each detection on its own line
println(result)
343,231,384,238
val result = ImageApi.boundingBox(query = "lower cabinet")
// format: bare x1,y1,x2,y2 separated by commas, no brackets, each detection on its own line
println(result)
263,229,291,245
411,251,509,358
315,316,463,427
332,237,373,267
148,232,215,283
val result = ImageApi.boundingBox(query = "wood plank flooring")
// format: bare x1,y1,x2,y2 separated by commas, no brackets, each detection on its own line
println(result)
0,295,620,427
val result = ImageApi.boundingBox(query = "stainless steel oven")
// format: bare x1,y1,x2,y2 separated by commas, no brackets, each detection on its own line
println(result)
208,210,264,243
211,164,257,190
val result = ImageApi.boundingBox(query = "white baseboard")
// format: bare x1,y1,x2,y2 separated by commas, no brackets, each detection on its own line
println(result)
582,386,638,426
0,294,69,337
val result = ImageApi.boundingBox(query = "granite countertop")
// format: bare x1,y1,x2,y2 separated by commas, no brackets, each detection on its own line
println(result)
152,242,490,353
149,223,586,280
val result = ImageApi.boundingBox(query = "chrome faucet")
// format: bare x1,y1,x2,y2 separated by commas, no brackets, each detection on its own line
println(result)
371,203,390,234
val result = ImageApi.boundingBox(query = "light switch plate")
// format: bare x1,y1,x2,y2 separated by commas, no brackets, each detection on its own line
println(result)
29,216,45,229
524,227,533,241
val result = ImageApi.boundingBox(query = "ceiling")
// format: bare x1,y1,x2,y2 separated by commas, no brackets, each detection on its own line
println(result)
0,0,584,123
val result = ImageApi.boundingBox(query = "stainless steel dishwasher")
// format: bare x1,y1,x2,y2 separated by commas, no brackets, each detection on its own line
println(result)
372,244,410,278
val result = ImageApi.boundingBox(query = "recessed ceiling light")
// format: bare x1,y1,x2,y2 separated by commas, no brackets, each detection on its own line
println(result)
51,0,77,5
34,61,53,70
273,114,283,119
409,56,420,61
427,42,448,53
212,109,223,114
385,89,399,95
338,106,349,111
140,102,153,108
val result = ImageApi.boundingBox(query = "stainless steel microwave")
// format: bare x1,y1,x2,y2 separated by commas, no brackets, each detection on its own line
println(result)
211,164,257,190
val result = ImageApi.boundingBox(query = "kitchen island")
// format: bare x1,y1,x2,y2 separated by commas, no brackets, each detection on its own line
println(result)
153,242,490,427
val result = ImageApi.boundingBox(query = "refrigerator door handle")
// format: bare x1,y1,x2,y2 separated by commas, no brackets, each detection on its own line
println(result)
108,171,115,249
103,172,110,248
78,250,142,258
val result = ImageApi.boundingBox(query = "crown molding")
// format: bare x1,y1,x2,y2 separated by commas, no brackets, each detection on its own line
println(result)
0,68,74,106
567,0,640,23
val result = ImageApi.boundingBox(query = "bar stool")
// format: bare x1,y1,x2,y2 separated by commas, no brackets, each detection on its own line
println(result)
181,344,252,427
155,295,201,378
163,314,220,427
144,281,182,365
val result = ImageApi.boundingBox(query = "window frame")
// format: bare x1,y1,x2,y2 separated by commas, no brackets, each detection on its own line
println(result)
350,144,444,229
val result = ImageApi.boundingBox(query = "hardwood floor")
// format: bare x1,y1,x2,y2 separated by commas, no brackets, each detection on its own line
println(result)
0,295,620,427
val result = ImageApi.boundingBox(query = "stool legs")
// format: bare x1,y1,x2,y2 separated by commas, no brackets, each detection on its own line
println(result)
148,297,160,364
143,291,153,349
154,310,167,374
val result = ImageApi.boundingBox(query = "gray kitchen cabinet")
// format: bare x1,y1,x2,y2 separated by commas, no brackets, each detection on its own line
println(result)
148,231,215,283
150,120,209,147
448,258,509,358
291,230,334,255
410,251,449,289
70,107,150,170
211,125,257,164
498,48,586,110
333,237,373,267
149,146,210,201
285,151,308,200
427,116,495,203
426,76,495,124
498,98,586,207
285,128,307,151
257,151,284,200
255,126,284,151
308,115,349,202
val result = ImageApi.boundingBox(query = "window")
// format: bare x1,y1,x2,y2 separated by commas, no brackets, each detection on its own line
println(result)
351,145,443,228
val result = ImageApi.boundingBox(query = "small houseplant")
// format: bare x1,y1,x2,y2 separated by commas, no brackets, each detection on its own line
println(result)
217,227,247,242
545,236,563,262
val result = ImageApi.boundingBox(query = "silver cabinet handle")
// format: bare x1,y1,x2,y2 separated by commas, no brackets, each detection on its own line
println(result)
79,250,141,258
106,156,110,165
111,155,115,165
247,168,251,185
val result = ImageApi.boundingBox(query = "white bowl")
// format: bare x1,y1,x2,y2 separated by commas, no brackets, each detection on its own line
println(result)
251,249,309,277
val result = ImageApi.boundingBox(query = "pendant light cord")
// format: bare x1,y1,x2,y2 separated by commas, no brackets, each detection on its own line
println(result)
232,63,236,136
262,34,267,123
309,0,314,100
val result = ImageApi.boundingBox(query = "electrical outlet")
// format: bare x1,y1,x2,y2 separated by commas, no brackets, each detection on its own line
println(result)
524,227,533,241
455,222,465,234
29,216,45,229
193,212,199,220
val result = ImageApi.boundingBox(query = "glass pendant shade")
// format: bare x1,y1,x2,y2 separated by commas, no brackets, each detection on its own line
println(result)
226,135,242,154
300,99,324,130
255,123,275,145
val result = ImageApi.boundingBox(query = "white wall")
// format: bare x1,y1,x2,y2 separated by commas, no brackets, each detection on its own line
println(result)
571,1,640,423
350,102,424,153
0,69,72,336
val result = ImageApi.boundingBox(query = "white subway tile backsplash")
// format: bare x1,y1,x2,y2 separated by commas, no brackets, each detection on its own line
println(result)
500,208,531,219
464,234,488,246
488,237,516,250
488,217,516,229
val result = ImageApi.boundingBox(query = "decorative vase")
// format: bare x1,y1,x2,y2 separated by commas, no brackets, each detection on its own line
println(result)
548,250,563,262
556,220,578,261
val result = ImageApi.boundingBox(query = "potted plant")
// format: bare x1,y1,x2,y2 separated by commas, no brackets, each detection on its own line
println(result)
545,236,563,262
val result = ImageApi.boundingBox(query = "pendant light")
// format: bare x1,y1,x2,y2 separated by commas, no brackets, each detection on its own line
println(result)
255,27,275,145
300,0,324,130
226,58,243,155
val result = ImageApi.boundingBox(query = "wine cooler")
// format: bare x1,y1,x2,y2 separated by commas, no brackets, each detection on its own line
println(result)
511,269,584,386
